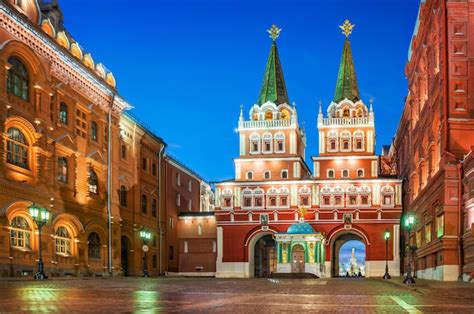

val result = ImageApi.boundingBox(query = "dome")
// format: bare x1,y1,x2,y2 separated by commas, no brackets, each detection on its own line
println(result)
287,221,315,234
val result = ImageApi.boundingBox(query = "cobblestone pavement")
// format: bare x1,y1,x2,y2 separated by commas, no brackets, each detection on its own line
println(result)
0,277,473,313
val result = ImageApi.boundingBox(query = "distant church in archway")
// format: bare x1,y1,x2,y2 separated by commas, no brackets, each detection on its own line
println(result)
214,22,402,278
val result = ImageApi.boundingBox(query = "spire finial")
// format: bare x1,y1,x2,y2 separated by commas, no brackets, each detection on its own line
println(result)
339,19,355,38
239,104,244,120
369,97,374,112
267,24,282,41
318,100,323,114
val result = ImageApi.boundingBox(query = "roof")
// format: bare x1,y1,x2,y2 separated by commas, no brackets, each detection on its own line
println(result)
257,41,290,106
286,221,316,234
121,112,165,145
333,39,360,103
178,211,215,218
165,154,208,184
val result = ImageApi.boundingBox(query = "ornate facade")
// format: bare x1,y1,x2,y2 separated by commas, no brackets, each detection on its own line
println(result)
0,0,169,277
214,23,402,278
393,0,474,281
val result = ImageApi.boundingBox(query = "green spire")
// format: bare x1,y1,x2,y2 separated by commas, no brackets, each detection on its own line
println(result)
333,38,360,103
257,25,289,106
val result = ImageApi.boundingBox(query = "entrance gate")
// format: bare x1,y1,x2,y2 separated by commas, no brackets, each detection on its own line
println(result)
254,235,276,277
291,245,305,273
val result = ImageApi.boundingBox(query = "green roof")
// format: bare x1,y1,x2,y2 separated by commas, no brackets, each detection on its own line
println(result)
333,38,360,103
257,42,289,106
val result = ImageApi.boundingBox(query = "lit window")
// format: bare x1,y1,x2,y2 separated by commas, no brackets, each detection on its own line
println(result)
88,168,98,194
436,214,444,238
59,102,68,125
88,232,100,259
90,121,98,142
198,224,202,236
55,226,71,256
188,199,192,211
58,157,68,183
176,193,181,206
6,127,29,169
10,217,31,249
7,57,29,100
425,223,432,243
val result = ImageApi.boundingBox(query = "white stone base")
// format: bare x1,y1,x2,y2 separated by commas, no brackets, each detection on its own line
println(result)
415,265,459,281
215,262,249,278
365,260,400,277
276,263,291,273
165,272,215,277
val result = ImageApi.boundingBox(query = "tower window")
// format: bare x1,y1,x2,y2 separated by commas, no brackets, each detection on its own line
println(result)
246,171,253,180
357,169,364,178
281,170,288,179
121,144,127,159
264,170,271,180
328,169,335,178
342,169,349,178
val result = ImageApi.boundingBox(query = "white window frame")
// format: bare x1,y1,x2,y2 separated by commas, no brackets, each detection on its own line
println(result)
242,189,253,209
246,171,254,180
281,169,289,179
327,169,335,178
353,131,365,152
327,132,338,152
356,168,364,178
278,187,290,208
263,170,271,180
274,132,285,153
253,188,265,209
341,169,349,178
176,193,181,207
249,133,260,154
298,186,311,207
222,189,233,209
381,185,395,208
340,131,351,152
262,133,273,154
188,199,192,211
176,172,181,186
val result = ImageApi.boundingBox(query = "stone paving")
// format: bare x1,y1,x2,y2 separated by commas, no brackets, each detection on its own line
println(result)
0,276,473,313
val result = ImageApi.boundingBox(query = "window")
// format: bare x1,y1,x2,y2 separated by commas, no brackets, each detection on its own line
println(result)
188,199,192,211
152,255,157,268
343,140,349,150
349,196,357,205
281,170,288,179
254,196,263,207
120,185,127,207
75,109,87,139
329,139,336,151
169,217,174,229
275,133,285,153
141,194,147,214
416,230,422,248
436,214,444,238
151,163,156,176
250,134,260,154
188,180,192,192
6,127,29,169
88,232,101,259
224,197,232,208
265,110,273,120
280,196,288,207
90,121,98,142
176,193,181,206
88,169,98,194
153,235,157,247
7,57,29,100
246,171,253,180
327,170,335,178
323,196,330,205
198,224,202,236
176,173,181,186
121,144,127,160
334,196,342,205
10,216,31,249
264,170,271,180
357,169,364,178
361,196,368,205
356,139,362,150
169,246,174,260
58,157,68,183
383,195,392,205
342,169,349,178
425,223,432,243
262,133,272,153
142,157,147,171
152,199,157,217
59,102,68,125
269,196,277,207
55,226,71,256
301,196,309,206
243,197,252,207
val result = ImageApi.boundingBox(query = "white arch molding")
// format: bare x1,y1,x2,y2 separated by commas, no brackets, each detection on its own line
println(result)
245,228,278,278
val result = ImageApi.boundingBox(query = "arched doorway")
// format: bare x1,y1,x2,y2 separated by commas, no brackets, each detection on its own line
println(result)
332,234,366,277
121,236,130,276
254,235,276,277
291,244,305,273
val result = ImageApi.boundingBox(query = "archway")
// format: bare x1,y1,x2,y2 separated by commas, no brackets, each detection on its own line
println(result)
332,234,366,277
291,244,305,273
253,235,276,277
121,236,131,276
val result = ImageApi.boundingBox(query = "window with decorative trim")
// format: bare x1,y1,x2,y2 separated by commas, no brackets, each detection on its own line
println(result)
327,132,338,152
353,131,364,151
6,127,29,169
262,133,273,153
342,169,349,178
242,189,253,208
222,189,233,209
55,226,72,256
264,170,271,180
436,214,444,238
88,168,98,194
88,232,100,259
425,222,432,244
141,194,148,214
340,131,351,151
381,185,394,206
10,216,31,249
274,132,285,153
357,169,364,178
58,156,68,183
250,134,260,154
120,185,127,207
298,186,311,207
59,102,68,125
7,57,29,100
254,189,264,208
246,171,253,180
281,170,288,179
90,121,98,142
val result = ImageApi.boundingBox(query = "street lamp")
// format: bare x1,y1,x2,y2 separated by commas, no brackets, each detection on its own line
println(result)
28,204,50,280
403,213,415,284
140,228,151,277
383,229,391,279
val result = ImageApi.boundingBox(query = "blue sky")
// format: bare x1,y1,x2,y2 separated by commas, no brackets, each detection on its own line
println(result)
59,0,420,182
339,240,365,267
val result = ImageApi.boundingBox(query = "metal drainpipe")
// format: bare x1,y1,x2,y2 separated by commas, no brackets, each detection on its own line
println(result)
157,143,166,275
457,162,463,280
107,94,116,275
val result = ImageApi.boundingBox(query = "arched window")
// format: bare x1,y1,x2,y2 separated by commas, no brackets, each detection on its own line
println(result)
264,170,271,180
141,194,147,214
280,108,290,120
327,169,335,178
6,127,29,169
340,131,351,151
119,185,127,207
262,133,272,153
342,169,349,178
327,131,338,152
242,189,253,208
59,102,68,125
249,134,260,154
246,171,253,180
88,232,101,259
10,216,31,249
353,131,365,151
265,110,273,120
357,169,364,178
281,170,288,179
58,156,68,183
88,168,98,194
274,132,285,153
7,57,29,100
55,226,72,255
90,121,98,142
278,187,290,207
342,108,350,118
252,110,259,121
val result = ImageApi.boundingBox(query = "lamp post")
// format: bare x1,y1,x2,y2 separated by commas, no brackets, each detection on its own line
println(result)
403,214,415,284
28,204,50,280
140,228,151,277
383,229,391,279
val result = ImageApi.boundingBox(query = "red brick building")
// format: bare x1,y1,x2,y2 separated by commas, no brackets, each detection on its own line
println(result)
163,156,215,275
215,24,402,278
393,0,474,281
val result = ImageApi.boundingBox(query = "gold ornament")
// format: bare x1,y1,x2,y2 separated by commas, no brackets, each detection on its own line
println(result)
339,19,355,38
267,24,282,41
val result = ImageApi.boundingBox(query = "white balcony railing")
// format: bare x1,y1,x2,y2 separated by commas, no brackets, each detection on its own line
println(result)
239,119,293,129
319,117,372,126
